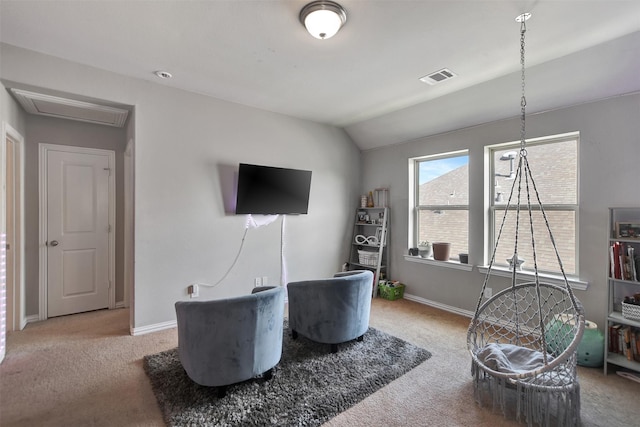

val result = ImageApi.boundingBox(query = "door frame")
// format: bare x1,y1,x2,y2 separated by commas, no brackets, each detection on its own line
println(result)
124,138,134,313
38,143,116,320
1,122,25,331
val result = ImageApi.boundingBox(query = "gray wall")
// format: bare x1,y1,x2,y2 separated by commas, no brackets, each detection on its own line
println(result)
1,43,361,330
24,115,127,314
361,92,640,329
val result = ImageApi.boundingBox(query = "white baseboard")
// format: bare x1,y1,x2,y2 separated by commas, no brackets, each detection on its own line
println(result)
403,293,474,319
26,294,469,336
131,319,176,336
24,314,39,328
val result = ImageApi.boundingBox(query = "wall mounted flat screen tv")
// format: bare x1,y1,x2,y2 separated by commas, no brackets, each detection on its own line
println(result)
235,163,312,214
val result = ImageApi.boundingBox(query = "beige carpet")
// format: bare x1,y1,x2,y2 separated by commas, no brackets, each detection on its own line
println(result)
1,298,639,426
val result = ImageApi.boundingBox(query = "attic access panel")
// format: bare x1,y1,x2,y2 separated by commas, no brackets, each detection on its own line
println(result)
10,88,129,127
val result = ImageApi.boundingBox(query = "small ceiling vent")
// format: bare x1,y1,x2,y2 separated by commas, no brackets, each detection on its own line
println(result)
10,88,129,127
419,68,458,86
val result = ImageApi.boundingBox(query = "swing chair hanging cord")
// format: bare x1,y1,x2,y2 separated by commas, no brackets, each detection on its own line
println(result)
519,16,580,306
517,16,574,298
471,15,580,321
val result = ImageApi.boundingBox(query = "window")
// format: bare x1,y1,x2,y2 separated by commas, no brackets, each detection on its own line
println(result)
489,133,578,275
410,151,469,260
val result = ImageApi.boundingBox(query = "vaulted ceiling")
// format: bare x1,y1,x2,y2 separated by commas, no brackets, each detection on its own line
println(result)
2,1,639,150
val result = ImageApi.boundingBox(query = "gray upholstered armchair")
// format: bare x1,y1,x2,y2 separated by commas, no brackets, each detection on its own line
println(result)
287,270,374,352
174,286,285,396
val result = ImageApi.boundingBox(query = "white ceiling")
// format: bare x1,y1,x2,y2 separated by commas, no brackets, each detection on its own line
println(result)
1,0,639,150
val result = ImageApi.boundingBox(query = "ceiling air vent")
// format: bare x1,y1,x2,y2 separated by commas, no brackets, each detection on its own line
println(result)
10,88,129,127
419,68,457,86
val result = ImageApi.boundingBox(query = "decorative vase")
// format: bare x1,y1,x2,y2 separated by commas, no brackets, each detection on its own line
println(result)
432,242,451,261
366,191,374,207
418,244,432,258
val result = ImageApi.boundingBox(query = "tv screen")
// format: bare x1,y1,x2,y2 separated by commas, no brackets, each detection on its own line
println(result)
235,163,312,214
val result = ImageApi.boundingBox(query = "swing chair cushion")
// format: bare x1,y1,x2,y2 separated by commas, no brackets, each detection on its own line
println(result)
477,343,553,374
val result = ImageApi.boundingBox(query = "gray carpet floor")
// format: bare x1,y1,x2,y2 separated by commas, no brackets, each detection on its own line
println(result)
2,298,640,426
144,321,431,426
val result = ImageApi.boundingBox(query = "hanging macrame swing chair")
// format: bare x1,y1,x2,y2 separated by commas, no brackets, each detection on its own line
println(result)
466,13,585,427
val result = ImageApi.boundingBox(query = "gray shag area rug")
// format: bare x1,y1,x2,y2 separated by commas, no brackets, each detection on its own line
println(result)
143,321,431,426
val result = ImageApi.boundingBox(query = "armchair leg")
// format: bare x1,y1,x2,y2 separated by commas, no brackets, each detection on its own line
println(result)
291,330,298,340
263,368,274,381
217,385,227,398
330,343,338,353
357,335,364,342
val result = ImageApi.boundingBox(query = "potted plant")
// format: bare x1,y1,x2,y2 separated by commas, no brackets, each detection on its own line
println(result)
418,241,432,258
432,242,451,261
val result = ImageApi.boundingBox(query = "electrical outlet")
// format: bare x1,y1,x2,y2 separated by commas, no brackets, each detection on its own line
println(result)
262,276,268,286
188,284,199,298
254,277,261,287
485,287,492,299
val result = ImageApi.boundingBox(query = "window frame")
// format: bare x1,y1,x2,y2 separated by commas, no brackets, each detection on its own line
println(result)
486,132,580,276
409,150,469,259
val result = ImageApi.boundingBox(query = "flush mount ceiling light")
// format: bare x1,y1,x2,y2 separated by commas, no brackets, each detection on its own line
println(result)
299,1,347,40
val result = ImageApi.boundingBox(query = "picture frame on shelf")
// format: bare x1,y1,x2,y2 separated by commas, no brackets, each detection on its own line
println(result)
616,222,640,239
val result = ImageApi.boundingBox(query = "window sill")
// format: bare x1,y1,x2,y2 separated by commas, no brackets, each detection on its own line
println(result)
476,266,589,291
403,255,474,272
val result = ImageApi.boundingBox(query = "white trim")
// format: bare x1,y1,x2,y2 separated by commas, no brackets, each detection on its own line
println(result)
486,132,581,278
403,292,474,318
38,148,46,319
24,314,39,327
1,122,26,332
476,265,589,290
403,255,474,271
0,123,5,363
38,144,116,320
408,150,469,249
131,320,176,336
10,89,129,127
124,138,134,310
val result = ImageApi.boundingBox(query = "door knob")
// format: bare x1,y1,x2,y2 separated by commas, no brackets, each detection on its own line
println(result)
49,240,59,247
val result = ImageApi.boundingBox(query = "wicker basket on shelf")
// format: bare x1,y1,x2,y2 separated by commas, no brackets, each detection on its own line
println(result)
622,302,640,321
357,250,378,266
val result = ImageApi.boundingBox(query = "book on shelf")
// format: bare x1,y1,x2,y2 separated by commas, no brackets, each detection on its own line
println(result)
608,323,640,363
629,246,638,281
610,242,639,281
609,324,621,353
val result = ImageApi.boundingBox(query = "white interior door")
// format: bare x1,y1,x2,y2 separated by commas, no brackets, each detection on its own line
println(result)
46,148,111,317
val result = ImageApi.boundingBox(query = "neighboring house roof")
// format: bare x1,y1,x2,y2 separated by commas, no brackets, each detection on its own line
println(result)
416,139,577,273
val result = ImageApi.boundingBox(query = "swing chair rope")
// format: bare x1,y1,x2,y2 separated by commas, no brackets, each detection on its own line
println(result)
471,18,579,309
468,14,585,425
470,17,583,345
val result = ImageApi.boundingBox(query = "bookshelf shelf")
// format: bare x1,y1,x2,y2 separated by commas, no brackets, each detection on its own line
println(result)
605,207,640,375
347,205,389,298
606,352,640,371
608,311,640,329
